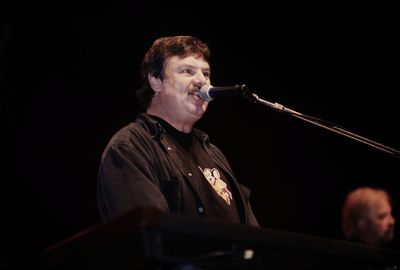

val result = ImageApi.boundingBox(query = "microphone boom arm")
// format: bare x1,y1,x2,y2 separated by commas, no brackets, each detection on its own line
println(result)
247,92,400,158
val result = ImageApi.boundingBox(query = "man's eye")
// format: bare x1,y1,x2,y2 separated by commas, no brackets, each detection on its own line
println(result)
378,213,387,220
182,69,192,74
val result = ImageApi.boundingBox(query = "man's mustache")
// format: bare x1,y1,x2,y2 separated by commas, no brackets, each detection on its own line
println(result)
188,87,200,96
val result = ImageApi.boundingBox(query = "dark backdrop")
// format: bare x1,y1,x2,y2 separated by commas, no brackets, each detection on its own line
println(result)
6,0,399,266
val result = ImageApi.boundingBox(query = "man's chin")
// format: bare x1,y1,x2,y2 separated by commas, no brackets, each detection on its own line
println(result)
189,104,207,117
382,229,395,242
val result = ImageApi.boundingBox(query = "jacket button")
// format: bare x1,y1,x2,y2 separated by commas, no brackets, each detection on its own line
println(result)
188,172,192,176
198,207,204,213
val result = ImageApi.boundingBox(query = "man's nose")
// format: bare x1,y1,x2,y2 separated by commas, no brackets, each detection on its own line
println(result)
193,71,208,85
388,214,395,225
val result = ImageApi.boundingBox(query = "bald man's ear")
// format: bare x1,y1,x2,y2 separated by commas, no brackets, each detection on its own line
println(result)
148,74,162,92
357,218,368,231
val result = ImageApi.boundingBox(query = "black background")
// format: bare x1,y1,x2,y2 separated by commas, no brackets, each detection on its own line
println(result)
5,0,400,267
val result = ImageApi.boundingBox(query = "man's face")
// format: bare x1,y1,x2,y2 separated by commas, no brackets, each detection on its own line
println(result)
366,198,395,245
155,55,210,125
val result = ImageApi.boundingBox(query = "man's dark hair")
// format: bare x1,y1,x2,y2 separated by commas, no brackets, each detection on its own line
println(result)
136,36,210,112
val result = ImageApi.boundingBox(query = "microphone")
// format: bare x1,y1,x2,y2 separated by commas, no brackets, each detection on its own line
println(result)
198,84,249,101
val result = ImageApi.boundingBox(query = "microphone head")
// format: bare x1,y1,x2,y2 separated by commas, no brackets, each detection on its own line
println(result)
198,85,214,102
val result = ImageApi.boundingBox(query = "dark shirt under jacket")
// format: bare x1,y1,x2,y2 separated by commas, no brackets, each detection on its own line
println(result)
97,113,259,227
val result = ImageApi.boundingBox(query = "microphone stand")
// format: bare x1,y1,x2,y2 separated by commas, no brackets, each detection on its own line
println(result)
241,85,400,159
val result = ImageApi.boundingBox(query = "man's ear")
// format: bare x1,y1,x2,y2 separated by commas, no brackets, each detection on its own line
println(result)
148,74,162,92
357,218,368,231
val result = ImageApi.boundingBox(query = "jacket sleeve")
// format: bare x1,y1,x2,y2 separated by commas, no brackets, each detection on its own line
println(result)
97,143,170,221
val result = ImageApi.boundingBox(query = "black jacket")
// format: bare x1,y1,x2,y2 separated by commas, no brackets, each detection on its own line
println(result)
97,113,259,226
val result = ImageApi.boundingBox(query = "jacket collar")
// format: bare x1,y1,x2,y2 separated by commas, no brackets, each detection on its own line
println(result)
136,113,210,144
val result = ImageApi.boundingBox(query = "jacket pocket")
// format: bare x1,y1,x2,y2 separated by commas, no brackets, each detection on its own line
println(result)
160,176,181,212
